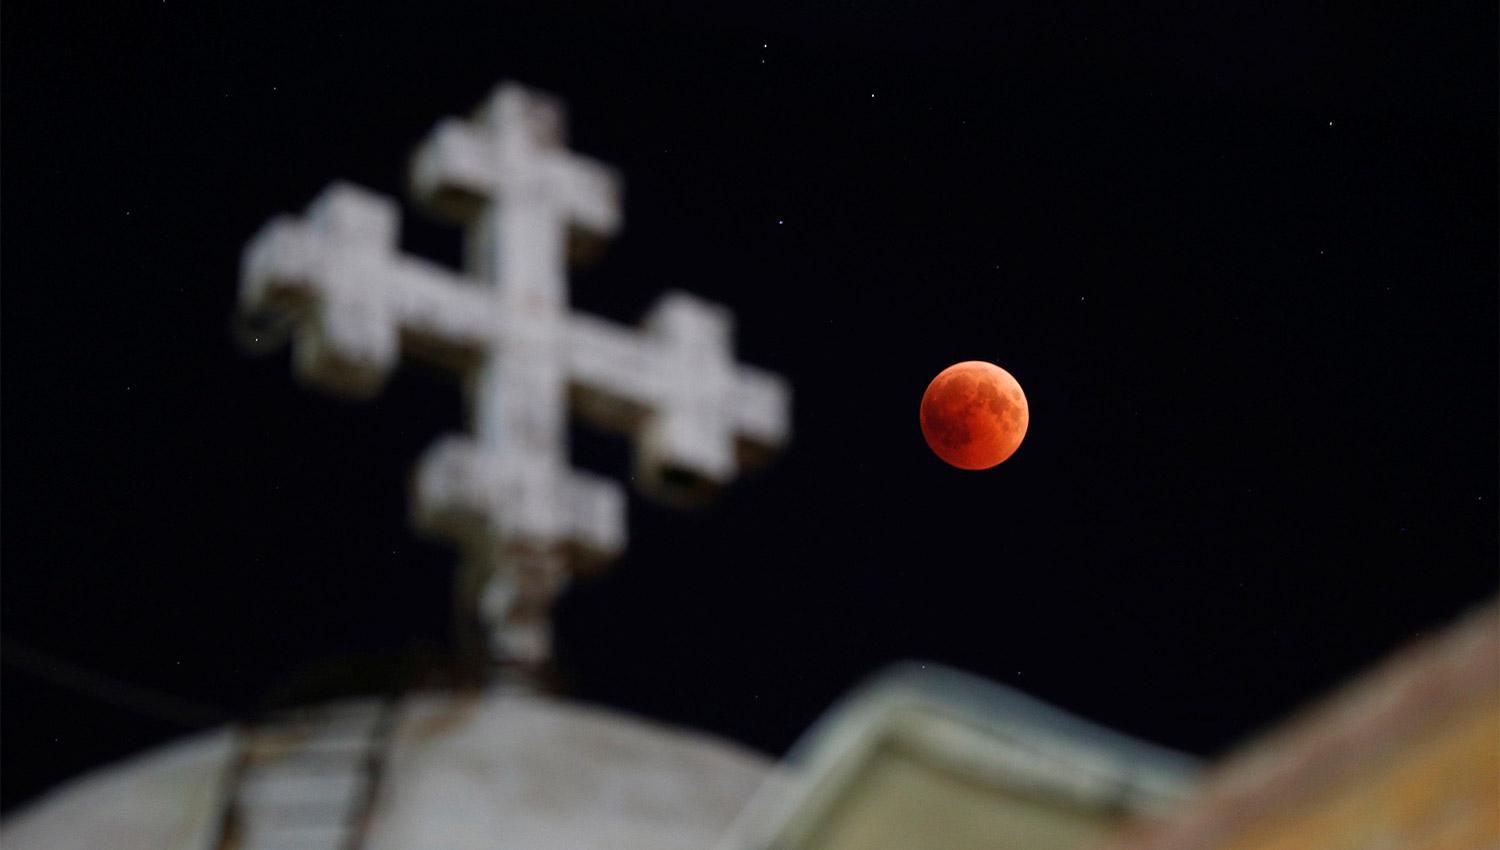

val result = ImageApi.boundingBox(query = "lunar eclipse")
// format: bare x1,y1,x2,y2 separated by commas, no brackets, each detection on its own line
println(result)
920,361,1029,470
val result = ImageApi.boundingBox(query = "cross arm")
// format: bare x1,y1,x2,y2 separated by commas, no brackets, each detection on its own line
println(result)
566,312,669,414
727,363,792,461
239,182,496,397
564,294,791,501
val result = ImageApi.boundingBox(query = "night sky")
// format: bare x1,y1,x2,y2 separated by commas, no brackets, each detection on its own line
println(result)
3,0,1495,813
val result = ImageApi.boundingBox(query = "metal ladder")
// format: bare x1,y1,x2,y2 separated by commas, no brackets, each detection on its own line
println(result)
212,696,397,850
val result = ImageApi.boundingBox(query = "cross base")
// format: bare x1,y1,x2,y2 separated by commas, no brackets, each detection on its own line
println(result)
453,546,570,679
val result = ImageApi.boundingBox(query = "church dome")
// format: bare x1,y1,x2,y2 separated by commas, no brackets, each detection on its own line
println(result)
2,689,772,850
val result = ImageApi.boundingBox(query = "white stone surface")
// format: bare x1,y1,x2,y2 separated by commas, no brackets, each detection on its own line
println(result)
0,729,236,850
239,82,790,667
1,691,773,850
366,692,772,850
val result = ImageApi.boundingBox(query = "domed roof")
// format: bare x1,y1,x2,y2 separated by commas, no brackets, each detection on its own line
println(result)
2,689,772,850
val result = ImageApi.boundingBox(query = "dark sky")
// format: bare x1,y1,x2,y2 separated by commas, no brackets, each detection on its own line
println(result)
3,0,1495,814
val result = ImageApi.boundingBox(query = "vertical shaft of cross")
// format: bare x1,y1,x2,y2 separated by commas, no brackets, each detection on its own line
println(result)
480,548,569,670
453,541,568,676
460,95,574,674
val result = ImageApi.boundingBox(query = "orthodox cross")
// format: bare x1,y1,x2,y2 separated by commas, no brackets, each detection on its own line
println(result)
239,83,790,673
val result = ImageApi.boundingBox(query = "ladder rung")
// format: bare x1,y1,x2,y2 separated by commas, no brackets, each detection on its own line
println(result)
238,771,366,809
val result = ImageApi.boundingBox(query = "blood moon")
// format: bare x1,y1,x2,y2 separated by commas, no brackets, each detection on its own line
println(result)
920,361,1029,470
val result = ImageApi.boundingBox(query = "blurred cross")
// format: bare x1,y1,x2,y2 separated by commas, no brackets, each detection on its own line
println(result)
239,83,790,673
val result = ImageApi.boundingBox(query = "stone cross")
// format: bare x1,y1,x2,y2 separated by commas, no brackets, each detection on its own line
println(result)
239,82,790,672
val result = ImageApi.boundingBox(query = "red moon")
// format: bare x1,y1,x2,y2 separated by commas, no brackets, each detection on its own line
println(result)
920,361,1029,470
